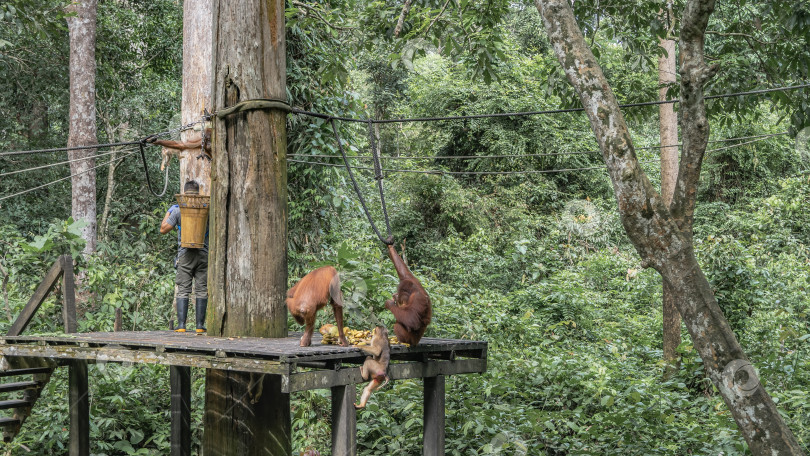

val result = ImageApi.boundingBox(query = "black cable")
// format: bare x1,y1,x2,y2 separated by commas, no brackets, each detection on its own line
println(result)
289,132,788,162
291,83,810,124
330,119,393,245
0,140,143,158
0,119,204,158
289,158,660,175
0,151,137,203
138,141,170,197
0,147,139,178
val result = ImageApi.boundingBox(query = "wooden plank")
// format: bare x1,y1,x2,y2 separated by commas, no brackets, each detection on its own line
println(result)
0,381,38,393
283,359,486,393
69,360,89,456
8,259,63,337
2,332,487,363
0,399,29,410
0,367,53,377
330,385,357,456
0,345,288,376
60,255,77,334
170,366,191,456
423,375,445,456
0,417,20,427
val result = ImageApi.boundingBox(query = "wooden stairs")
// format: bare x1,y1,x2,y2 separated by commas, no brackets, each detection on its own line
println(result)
0,255,76,442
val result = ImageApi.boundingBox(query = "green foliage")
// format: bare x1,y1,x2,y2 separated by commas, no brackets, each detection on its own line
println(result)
3,1,810,454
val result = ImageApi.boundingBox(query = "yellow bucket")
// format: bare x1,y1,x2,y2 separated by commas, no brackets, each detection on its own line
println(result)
175,194,210,248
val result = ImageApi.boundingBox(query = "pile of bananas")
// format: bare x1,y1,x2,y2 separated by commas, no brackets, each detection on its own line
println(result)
319,324,403,346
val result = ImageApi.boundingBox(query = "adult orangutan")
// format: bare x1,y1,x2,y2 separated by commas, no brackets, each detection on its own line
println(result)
286,266,349,347
384,243,432,346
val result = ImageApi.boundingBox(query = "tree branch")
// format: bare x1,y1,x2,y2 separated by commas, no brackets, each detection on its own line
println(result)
0,261,12,322
423,0,452,37
669,0,719,238
394,0,415,37
534,0,680,267
290,1,356,31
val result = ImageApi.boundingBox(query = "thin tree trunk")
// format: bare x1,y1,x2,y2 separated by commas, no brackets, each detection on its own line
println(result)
204,0,290,453
659,28,682,377
180,0,213,195
66,0,98,256
535,0,804,453
0,261,12,322
99,121,126,239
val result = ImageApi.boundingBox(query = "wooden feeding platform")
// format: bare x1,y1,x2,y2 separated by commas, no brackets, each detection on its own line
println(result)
0,330,487,393
0,255,488,455
0,330,486,455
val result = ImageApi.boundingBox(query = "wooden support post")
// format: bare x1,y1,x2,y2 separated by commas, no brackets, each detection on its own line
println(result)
114,307,123,332
69,360,89,456
331,385,357,456
203,371,290,455
61,255,77,333
423,375,445,456
171,366,192,456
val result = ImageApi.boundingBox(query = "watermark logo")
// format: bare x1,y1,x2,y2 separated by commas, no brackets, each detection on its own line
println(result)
560,200,602,239
488,431,528,456
721,359,760,398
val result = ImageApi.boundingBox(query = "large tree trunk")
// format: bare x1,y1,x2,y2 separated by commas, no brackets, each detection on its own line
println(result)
535,0,805,453
659,28,682,376
180,0,213,195
203,0,290,454
66,0,98,255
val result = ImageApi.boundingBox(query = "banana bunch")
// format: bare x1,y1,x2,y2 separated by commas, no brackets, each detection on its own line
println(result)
319,324,403,346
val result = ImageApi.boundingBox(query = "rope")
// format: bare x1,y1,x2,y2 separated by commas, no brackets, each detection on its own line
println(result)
0,147,139,178
330,119,393,245
367,120,392,240
0,151,137,203
138,141,170,197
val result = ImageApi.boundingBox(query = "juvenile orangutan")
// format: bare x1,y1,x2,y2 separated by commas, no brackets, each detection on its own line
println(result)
286,266,349,347
147,128,212,170
355,325,390,409
385,243,432,346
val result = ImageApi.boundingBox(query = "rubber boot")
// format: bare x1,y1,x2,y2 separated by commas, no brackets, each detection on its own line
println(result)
175,298,189,332
195,297,207,333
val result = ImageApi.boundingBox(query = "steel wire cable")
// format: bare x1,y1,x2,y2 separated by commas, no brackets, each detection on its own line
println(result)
290,84,810,124
289,131,788,162
0,151,138,203
0,147,139,178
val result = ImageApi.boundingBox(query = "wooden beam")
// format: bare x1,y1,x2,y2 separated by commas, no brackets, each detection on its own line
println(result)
8,258,63,336
283,358,486,393
330,385,357,456
69,360,89,456
61,255,77,334
0,344,288,376
171,366,191,456
423,375,445,456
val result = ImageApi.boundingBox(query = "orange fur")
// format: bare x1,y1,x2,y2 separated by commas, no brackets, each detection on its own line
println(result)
286,266,348,347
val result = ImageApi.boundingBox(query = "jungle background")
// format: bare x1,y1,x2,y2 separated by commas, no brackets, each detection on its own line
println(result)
1,0,810,454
